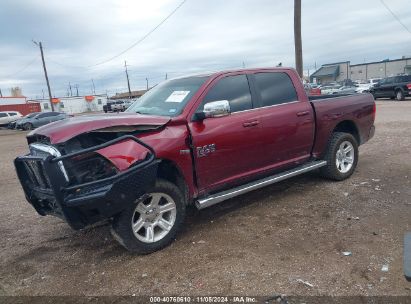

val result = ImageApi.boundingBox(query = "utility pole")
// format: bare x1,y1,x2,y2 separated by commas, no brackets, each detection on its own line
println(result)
294,0,303,78
165,73,168,80
74,84,79,96
124,61,132,99
0,88,3,97
42,89,45,99
33,40,54,111
242,61,246,68
146,78,149,90
91,79,96,95
69,82,73,96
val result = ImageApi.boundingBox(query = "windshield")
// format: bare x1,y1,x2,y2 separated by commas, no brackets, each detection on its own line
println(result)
126,76,209,117
24,112,38,118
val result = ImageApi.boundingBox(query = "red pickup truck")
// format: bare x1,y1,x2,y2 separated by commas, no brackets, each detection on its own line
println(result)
15,68,375,253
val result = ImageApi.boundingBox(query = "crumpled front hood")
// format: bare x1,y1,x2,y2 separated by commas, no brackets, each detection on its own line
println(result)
28,113,171,144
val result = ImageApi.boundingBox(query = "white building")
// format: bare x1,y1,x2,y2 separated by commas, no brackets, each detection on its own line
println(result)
34,95,108,114
0,97,26,105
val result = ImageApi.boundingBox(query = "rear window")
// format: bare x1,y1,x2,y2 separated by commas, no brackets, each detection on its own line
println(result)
254,72,298,107
398,75,411,82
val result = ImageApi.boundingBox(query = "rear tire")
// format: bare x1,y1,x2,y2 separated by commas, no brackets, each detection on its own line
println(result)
320,132,358,181
396,89,405,101
111,179,186,254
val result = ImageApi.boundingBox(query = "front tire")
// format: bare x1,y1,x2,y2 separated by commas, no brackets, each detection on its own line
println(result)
320,132,358,181
111,179,186,254
24,123,33,131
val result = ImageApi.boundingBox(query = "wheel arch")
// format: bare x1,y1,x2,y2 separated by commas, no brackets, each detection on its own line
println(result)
332,120,360,144
157,159,190,205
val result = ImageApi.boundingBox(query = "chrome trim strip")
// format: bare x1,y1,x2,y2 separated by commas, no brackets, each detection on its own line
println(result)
195,160,327,210
30,143,70,182
230,100,300,115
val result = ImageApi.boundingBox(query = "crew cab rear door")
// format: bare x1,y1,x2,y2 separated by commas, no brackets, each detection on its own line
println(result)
188,73,266,193
249,71,314,169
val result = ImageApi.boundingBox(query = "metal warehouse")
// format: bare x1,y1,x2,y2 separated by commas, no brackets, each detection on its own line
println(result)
311,56,411,84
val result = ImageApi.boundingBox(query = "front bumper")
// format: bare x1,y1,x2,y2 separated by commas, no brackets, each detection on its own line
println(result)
14,135,158,230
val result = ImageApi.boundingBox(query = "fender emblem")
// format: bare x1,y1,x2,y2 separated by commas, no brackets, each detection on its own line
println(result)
197,144,216,158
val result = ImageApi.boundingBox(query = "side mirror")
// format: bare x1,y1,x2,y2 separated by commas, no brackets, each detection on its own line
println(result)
196,100,231,120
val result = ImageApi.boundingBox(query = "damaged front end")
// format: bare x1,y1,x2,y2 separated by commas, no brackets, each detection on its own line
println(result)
14,134,159,230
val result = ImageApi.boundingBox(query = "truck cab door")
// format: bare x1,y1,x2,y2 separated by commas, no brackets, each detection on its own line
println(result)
188,74,266,193
249,71,314,169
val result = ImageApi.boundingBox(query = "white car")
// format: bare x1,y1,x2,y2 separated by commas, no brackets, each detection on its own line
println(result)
355,83,371,93
0,111,23,126
320,85,342,95
355,78,382,93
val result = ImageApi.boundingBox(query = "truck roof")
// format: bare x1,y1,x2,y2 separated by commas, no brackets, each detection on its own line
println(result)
171,67,296,80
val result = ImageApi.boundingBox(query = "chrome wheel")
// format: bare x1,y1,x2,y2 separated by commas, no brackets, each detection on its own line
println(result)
131,193,177,243
336,141,354,173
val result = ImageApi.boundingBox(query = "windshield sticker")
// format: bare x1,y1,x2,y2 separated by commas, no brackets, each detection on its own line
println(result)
165,91,190,103
169,109,177,113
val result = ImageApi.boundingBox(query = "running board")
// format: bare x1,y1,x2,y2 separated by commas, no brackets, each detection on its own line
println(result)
195,160,327,210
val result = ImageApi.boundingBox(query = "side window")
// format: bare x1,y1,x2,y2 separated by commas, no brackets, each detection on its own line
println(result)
0,113,8,118
8,113,17,116
254,72,298,107
199,75,252,113
37,113,47,118
386,77,394,84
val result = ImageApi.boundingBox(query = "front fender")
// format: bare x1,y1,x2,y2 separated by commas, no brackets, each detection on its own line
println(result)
96,139,150,171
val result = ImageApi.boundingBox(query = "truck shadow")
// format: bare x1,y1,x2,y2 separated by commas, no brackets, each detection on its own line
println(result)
182,171,323,234
7,170,327,265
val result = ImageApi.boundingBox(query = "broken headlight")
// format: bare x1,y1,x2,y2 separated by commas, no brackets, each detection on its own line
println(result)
64,152,118,185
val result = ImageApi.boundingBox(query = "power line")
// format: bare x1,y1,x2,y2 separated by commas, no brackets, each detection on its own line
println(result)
380,0,411,36
89,0,187,67
1,56,38,78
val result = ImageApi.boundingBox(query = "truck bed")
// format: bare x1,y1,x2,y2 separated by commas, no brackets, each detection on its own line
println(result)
308,93,375,159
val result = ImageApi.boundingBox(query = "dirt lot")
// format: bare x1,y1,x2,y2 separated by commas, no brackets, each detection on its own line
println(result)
0,100,410,297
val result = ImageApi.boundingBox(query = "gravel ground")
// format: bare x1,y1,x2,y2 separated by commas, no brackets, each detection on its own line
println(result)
0,99,410,296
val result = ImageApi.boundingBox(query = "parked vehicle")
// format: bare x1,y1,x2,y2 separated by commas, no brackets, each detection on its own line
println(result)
338,86,357,94
15,112,70,130
304,83,321,96
9,112,39,129
104,100,133,113
14,67,375,253
320,85,342,95
369,75,411,101
368,78,382,86
355,83,371,93
0,111,22,126
103,102,112,113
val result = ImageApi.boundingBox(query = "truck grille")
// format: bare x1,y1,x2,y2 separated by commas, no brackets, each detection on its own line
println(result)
23,159,52,189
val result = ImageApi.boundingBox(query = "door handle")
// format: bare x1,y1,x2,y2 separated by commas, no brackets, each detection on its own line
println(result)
296,111,310,117
243,120,259,127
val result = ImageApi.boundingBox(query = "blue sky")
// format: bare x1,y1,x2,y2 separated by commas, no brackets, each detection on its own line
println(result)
0,0,410,98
